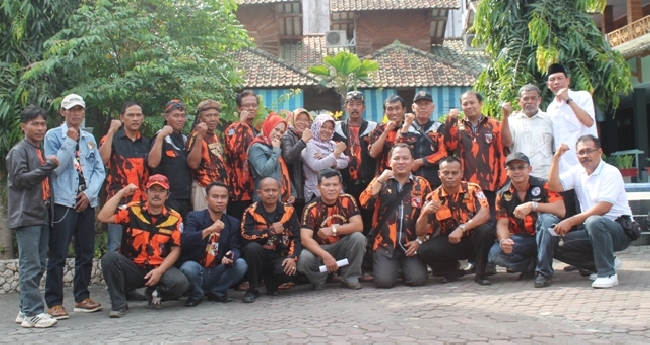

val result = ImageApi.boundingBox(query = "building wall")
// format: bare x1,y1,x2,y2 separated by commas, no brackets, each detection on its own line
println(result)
253,88,305,113
303,0,330,34
355,10,431,55
236,4,280,55
445,0,465,38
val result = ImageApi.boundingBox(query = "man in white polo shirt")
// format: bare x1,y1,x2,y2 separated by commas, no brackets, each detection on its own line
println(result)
501,84,554,179
546,135,632,288
546,63,597,220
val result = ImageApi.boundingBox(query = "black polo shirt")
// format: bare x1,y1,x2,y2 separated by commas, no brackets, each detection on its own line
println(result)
495,175,562,236
149,130,192,200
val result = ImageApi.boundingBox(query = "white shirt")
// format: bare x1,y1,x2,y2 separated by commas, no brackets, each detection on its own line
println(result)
546,89,598,173
507,110,554,179
560,160,632,221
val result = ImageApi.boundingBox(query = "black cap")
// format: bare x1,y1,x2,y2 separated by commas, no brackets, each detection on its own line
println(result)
547,63,567,76
413,90,433,103
505,152,530,166
345,91,365,104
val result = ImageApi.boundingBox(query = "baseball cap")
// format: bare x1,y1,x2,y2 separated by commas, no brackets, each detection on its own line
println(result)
146,174,170,190
345,91,365,104
61,94,86,110
413,91,433,103
505,152,530,166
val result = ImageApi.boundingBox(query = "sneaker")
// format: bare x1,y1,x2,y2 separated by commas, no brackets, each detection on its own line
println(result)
109,305,129,318
145,287,163,310
47,305,69,320
15,311,25,324
592,274,618,288
74,298,102,313
242,289,260,303
589,257,624,281
21,313,57,328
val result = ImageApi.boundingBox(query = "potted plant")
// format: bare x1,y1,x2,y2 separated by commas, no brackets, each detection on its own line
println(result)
613,154,636,182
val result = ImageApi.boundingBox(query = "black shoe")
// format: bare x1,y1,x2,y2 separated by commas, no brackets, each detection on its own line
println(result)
312,282,325,291
125,290,147,301
145,287,163,309
242,289,259,303
109,305,129,318
207,293,232,303
563,265,579,271
474,277,491,285
506,267,516,274
534,275,551,288
518,271,536,280
185,298,202,307
578,269,593,277
441,269,465,283
486,263,497,276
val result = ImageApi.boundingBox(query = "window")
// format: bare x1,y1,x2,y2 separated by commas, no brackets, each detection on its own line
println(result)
278,2,302,40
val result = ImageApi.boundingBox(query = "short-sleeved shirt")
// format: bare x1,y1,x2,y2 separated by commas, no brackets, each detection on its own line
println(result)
149,131,191,200
444,115,508,192
301,194,360,245
369,123,401,171
113,202,182,267
396,120,447,188
241,201,301,259
186,130,228,187
496,176,562,236
423,181,490,236
101,129,150,203
359,175,432,256
507,110,554,179
225,122,256,201
546,90,598,173
560,160,632,221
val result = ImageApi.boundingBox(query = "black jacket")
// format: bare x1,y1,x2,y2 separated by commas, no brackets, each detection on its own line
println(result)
333,119,378,185
179,210,242,266
5,139,56,228
281,129,307,200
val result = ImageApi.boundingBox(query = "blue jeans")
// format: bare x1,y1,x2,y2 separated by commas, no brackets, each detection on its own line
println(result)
488,234,536,273
107,223,123,252
45,205,95,307
16,216,49,317
553,216,630,278
180,259,248,300
534,213,562,277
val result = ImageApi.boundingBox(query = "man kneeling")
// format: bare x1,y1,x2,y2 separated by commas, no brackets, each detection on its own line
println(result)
241,177,301,303
298,169,366,290
98,175,189,317
179,181,247,307
488,152,565,287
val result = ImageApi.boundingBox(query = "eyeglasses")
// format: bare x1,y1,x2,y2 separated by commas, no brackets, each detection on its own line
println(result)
506,164,529,171
576,148,598,156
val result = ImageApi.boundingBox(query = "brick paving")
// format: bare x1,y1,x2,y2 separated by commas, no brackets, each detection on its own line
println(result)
1,246,650,343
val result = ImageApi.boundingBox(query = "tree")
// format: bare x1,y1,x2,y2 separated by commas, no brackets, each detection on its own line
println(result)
24,0,252,138
308,51,378,104
471,0,632,117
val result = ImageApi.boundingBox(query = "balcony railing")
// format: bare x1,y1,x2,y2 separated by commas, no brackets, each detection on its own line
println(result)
607,15,650,47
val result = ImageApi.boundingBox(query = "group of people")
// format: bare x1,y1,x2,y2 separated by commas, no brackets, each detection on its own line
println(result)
7,63,636,328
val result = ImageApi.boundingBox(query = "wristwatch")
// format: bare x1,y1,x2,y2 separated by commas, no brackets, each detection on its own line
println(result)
332,226,338,237
566,98,573,104
415,238,423,245
459,224,466,233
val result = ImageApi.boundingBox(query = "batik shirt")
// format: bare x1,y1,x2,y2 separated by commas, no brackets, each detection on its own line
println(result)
301,194,360,245
186,130,228,187
225,122,256,201
101,129,150,203
423,181,490,236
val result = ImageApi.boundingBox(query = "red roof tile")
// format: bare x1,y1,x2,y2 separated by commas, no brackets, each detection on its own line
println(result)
233,48,320,88
330,0,459,12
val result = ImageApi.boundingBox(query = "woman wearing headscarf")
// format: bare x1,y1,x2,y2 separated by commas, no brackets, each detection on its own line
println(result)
281,108,313,215
248,113,296,204
301,114,349,202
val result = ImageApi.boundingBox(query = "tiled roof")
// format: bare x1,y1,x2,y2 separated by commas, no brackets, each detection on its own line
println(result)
237,0,294,4
367,40,478,87
430,39,489,76
282,35,353,70
330,0,459,12
233,48,320,88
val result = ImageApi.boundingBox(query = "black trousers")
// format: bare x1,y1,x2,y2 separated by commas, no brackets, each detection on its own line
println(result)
241,242,293,290
345,181,374,274
418,224,495,279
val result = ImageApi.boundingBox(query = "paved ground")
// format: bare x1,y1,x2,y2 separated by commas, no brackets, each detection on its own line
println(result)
1,246,650,344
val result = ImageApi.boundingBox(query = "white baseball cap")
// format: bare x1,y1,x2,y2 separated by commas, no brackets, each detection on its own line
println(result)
61,94,86,110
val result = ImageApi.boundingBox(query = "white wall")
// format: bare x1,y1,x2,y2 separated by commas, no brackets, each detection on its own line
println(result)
445,0,466,38
303,0,331,34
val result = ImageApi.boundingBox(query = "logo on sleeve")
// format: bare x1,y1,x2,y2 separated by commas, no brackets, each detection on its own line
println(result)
531,187,541,196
